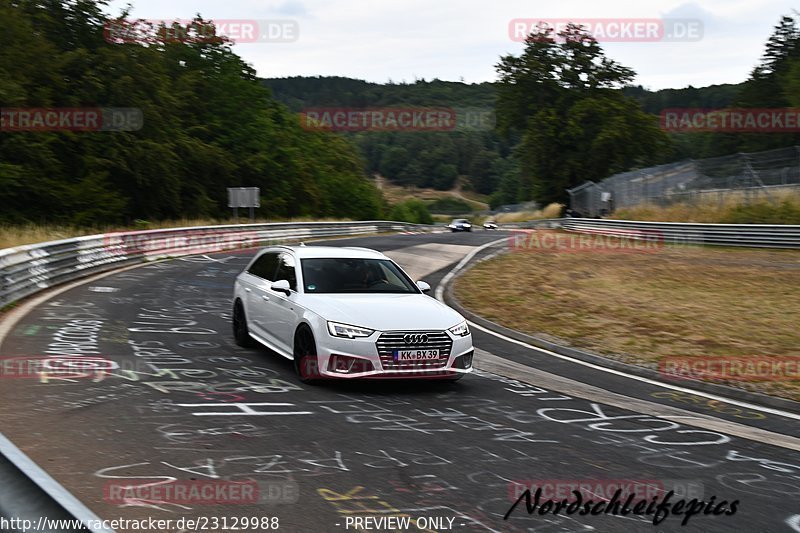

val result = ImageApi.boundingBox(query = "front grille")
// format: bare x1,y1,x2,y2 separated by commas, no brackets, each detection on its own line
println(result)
376,331,452,370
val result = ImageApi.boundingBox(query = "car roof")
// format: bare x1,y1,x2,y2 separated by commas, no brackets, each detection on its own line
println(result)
262,245,388,260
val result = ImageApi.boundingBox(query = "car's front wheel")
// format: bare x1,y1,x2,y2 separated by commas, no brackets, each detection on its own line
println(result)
293,326,321,384
232,300,254,348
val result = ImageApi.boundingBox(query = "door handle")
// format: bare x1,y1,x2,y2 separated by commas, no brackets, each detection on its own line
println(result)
245,288,252,293
262,295,270,301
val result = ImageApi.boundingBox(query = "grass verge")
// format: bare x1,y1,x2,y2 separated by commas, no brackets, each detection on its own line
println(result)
454,234,800,401
492,203,563,223
611,189,800,223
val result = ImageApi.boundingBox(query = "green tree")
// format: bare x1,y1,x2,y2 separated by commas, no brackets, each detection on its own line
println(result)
495,24,671,205
0,1,383,225
388,199,432,224
378,146,410,180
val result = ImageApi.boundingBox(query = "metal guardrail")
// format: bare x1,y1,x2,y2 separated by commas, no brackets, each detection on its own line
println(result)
0,221,430,309
504,218,565,229
0,433,101,532
4,216,797,309
0,220,430,531
561,218,800,248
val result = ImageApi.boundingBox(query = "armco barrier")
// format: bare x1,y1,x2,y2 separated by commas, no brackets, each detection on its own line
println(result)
0,221,430,309
561,218,800,248
0,220,430,532
503,218,564,230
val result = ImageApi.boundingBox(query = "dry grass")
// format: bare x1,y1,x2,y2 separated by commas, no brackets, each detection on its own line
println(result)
612,189,800,223
0,217,352,250
377,180,489,211
493,203,564,223
455,234,800,400
433,203,564,225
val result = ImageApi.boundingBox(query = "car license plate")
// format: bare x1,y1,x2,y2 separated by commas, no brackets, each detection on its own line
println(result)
394,349,440,361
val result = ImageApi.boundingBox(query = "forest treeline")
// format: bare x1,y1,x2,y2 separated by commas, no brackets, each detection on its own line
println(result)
264,14,800,207
2,0,800,224
263,76,518,202
0,0,383,225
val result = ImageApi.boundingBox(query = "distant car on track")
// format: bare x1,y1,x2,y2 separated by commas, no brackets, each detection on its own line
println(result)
483,220,498,230
232,245,474,382
448,218,472,232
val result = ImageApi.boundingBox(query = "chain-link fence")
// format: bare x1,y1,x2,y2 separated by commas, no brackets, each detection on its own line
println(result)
567,146,800,217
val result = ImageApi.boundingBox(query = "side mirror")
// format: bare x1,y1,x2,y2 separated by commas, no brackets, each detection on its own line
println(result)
271,279,291,295
416,281,431,293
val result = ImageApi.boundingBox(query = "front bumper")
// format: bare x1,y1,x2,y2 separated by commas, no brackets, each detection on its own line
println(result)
314,330,474,379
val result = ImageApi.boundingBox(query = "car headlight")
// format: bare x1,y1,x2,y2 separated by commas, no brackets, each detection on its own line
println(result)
449,321,470,337
327,321,374,339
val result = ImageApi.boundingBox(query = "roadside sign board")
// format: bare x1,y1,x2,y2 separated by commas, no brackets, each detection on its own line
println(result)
227,187,260,208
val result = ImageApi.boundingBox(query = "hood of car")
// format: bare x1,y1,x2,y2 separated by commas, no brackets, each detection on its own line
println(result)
300,293,465,331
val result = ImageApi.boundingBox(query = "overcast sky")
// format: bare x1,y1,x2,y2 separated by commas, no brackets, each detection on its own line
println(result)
106,0,796,90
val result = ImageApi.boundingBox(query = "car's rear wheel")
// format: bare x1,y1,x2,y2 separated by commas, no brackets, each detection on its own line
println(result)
294,327,321,384
232,300,254,348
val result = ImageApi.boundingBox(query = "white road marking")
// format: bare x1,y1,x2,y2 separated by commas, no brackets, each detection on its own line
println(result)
434,238,507,301
433,236,800,422
176,402,314,416
474,348,800,451
468,321,800,422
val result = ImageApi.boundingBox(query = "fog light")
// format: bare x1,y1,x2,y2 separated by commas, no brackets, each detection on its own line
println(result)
454,351,473,369
328,355,374,374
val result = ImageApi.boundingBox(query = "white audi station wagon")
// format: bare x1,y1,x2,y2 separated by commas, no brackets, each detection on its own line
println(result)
232,245,474,382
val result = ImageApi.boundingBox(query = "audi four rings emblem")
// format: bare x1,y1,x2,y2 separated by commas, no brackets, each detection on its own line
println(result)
403,333,429,344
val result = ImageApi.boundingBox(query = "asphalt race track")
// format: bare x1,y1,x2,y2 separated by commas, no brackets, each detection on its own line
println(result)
1,231,799,533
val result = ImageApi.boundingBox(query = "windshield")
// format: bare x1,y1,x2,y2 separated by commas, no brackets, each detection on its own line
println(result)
300,258,419,294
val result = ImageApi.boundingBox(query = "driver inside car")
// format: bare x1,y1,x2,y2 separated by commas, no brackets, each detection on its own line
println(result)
359,263,382,289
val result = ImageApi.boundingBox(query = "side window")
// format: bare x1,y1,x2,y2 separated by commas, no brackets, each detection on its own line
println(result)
274,253,297,291
247,252,279,280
